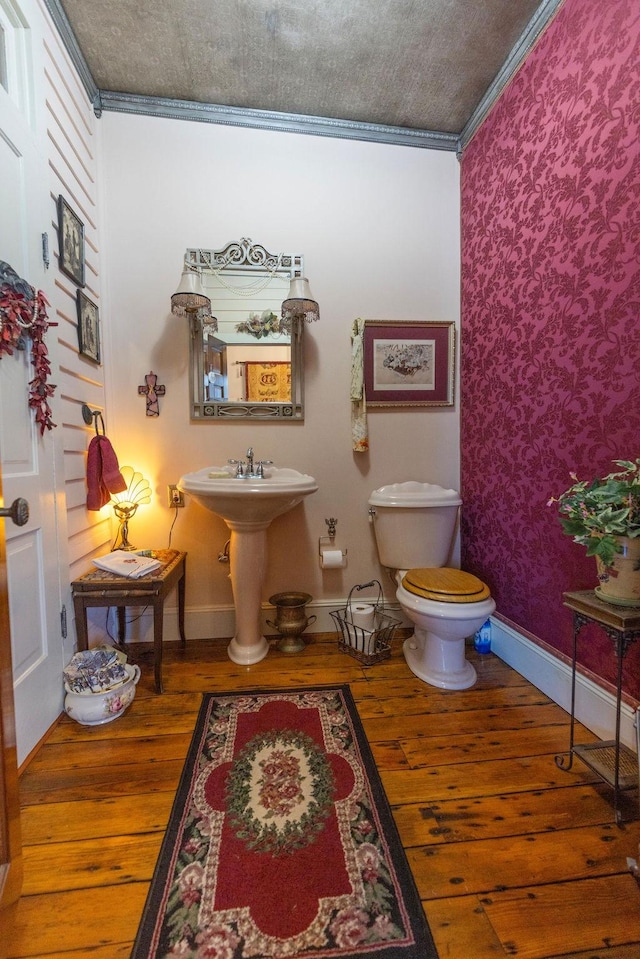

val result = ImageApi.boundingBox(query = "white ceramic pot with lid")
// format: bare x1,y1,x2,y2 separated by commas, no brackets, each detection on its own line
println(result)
64,663,141,726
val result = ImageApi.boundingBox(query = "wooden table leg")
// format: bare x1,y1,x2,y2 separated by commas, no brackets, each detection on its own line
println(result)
178,561,186,648
117,606,126,646
72,595,89,651
152,596,164,694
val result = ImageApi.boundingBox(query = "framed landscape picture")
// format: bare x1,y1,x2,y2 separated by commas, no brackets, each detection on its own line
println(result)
57,195,85,287
363,320,455,407
76,290,100,364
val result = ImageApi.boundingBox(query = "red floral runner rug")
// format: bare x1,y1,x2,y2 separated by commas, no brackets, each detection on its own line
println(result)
132,685,436,959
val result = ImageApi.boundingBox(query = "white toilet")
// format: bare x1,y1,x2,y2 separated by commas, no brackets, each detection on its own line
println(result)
368,481,495,690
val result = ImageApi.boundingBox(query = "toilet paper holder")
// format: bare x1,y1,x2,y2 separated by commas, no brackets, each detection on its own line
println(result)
319,535,347,567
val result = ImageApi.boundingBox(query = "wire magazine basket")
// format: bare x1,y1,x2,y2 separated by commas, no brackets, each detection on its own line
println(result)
330,580,400,665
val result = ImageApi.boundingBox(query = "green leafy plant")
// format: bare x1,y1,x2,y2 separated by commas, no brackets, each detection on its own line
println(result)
550,459,640,566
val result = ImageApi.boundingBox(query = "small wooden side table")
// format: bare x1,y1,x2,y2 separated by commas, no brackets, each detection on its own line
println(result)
72,549,187,694
556,590,640,823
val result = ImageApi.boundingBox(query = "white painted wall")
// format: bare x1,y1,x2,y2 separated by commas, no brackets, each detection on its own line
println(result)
99,112,461,638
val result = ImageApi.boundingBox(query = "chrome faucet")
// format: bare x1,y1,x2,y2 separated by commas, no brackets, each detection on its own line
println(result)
227,448,272,478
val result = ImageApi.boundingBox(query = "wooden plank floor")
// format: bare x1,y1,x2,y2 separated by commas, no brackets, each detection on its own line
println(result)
5,634,640,959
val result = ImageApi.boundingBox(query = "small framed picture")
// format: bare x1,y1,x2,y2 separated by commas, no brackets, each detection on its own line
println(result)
76,290,100,364
57,195,85,287
363,320,455,407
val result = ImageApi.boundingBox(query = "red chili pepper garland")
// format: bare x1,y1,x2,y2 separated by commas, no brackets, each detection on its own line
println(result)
0,283,58,434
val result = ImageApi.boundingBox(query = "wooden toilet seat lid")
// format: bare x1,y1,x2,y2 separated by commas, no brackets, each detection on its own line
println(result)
402,567,491,603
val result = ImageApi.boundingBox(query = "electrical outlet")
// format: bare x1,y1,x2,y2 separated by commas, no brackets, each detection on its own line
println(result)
168,484,184,508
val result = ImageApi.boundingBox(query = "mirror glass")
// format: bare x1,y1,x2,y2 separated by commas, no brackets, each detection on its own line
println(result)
187,240,304,421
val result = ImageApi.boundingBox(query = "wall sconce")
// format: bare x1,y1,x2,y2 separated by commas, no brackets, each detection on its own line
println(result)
281,275,320,328
111,466,151,551
171,267,216,328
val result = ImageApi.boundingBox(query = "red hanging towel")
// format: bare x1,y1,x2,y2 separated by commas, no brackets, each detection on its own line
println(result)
86,435,127,511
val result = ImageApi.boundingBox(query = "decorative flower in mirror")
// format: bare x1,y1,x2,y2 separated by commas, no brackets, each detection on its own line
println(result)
235,310,290,339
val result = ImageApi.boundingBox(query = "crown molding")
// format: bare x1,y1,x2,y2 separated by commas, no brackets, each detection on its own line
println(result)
96,91,458,151
459,0,566,153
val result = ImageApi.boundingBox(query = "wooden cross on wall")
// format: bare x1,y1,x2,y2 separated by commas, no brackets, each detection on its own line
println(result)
138,370,165,416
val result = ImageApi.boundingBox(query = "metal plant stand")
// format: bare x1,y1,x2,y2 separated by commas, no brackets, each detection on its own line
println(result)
556,590,640,825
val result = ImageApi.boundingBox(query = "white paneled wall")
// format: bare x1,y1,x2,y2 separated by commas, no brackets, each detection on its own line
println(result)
0,0,111,760
38,0,110,579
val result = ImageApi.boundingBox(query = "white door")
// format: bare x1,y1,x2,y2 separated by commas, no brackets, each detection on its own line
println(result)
0,463,23,909
0,3,66,765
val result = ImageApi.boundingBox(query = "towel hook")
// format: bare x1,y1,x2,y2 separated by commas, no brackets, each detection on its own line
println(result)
81,403,105,436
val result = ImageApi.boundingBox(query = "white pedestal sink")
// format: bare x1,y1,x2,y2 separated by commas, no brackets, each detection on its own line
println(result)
178,466,318,665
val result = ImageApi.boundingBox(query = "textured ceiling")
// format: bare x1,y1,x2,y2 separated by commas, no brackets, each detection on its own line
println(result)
55,0,557,143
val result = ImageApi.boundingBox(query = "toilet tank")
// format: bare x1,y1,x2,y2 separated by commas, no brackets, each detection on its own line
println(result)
368,481,462,570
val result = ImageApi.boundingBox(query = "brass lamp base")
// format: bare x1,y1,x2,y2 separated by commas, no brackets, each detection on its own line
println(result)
113,503,139,551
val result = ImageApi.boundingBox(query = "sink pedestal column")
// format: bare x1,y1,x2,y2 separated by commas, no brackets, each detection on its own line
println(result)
226,522,270,665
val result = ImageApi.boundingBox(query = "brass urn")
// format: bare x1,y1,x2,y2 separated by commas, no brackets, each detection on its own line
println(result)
267,592,316,653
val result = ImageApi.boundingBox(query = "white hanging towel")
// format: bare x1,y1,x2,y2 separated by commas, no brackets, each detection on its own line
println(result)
350,317,369,452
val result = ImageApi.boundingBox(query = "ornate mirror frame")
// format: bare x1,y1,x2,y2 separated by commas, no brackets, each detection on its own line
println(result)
186,239,305,421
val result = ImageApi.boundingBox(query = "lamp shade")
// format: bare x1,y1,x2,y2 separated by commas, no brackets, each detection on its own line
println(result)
171,269,212,316
111,466,152,510
281,276,320,324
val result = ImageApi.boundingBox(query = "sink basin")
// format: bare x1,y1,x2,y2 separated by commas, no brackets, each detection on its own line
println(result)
178,466,318,528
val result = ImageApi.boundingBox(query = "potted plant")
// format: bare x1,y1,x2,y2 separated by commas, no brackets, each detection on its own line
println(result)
550,459,640,605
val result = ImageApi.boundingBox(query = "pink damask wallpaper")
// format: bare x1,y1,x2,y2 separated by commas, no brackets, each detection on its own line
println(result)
460,0,640,698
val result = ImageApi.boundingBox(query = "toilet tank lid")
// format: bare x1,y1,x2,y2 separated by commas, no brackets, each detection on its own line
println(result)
368,481,462,508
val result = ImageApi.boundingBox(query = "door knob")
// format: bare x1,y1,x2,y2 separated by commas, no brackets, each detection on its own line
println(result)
0,497,29,527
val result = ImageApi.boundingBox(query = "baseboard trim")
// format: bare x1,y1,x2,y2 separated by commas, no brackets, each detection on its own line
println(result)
489,617,638,751
91,598,370,650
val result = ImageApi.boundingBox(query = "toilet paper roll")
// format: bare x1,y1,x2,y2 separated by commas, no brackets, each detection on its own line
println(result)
321,549,344,569
348,603,375,631
344,623,360,650
345,620,375,654
344,603,376,654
